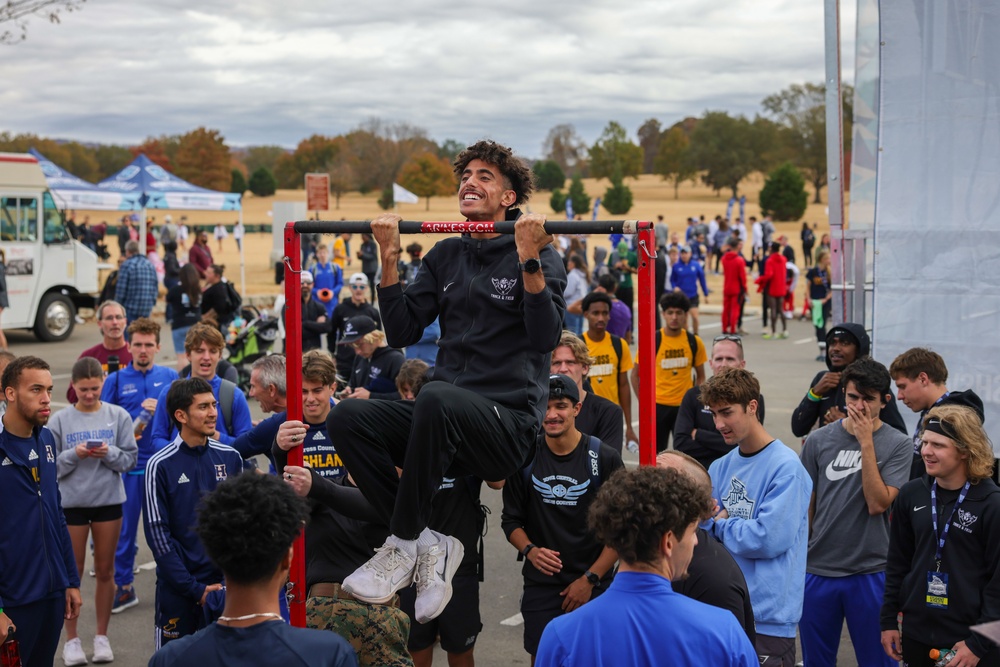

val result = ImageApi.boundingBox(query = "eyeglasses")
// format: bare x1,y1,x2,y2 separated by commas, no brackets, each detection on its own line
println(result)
350,285,366,290
713,334,743,347
101,315,126,321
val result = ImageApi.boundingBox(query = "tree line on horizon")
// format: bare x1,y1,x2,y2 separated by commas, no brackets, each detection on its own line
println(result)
0,81,852,220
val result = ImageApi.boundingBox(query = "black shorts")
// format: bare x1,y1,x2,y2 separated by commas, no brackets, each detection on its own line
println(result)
521,581,605,656
688,295,700,308
63,504,123,526
400,571,482,654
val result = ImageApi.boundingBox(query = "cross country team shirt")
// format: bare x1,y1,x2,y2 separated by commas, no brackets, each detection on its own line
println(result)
584,332,632,406
650,331,707,407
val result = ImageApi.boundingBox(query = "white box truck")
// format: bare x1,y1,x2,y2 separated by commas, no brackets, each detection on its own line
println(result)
0,152,100,341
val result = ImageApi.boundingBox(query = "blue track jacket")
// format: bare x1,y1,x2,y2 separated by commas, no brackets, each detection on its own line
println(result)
148,375,252,453
102,363,179,470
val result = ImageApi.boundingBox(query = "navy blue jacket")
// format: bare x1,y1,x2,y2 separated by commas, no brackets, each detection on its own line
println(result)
143,437,243,601
0,423,80,607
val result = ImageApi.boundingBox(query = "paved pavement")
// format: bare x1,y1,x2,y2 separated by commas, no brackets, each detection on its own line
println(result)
5,309,866,666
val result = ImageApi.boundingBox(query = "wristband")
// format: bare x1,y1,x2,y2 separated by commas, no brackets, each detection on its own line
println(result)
521,543,536,557
807,389,823,402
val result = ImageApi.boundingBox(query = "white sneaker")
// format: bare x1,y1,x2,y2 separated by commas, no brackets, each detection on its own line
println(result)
342,536,416,604
63,637,88,666
413,530,464,623
92,635,114,664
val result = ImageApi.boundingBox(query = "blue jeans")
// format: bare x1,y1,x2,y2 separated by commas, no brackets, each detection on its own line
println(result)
171,325,191,356
564,313,583,336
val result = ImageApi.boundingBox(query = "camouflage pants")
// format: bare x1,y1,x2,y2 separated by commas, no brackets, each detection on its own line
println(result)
306,594,413,667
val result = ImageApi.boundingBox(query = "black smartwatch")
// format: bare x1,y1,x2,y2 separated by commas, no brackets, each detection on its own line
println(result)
584,570,601,586
521,543,537,557
518,258,541,274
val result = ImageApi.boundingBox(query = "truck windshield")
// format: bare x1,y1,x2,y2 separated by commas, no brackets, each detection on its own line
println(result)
43,191,69,244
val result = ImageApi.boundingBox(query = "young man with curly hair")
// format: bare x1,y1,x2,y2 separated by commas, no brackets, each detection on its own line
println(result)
148,473,357,666
534,466,757,666
326,140,566,622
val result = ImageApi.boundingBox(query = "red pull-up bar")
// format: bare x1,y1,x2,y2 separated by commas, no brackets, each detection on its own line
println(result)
282,219,658,628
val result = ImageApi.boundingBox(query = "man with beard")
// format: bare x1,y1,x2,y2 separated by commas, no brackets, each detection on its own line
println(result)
0,356,82,667
790,323,907,438
502,375,622,662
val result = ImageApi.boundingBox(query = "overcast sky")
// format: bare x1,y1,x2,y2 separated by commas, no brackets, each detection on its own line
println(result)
2,0,856,158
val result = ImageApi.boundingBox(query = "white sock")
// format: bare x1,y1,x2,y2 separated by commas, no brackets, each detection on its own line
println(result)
416,527,440,549
388,534,418,558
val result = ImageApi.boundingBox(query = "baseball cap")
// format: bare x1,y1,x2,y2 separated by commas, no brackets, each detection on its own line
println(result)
164,214,173,223
339,316,377,345
300,270,314,284
349,272,369,286
548,374,580,404
826,326,859,346
680,245,692,253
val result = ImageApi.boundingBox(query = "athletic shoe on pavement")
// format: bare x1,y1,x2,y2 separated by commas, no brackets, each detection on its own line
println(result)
111,586,138,614
762,333,774,340
779,331,789,339
63,637,88,666
92,635,114,664
342,536,416,604
413,530,465,624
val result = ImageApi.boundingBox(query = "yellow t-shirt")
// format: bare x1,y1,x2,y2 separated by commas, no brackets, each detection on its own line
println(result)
584,331,633,406
650,330,707,406
333,237,347,270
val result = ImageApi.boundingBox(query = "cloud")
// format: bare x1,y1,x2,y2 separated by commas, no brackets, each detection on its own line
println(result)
1,0,856,157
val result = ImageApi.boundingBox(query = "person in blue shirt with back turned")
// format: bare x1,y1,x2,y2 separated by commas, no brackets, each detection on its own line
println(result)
703,368,812,667
670,245,710,336
100,317,179,614
148,323,252,453
535,466,757,667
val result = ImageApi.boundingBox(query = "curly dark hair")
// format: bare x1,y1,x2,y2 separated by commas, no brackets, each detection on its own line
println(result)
659,291,691,313
588,467,709,566
453,140,534,207
197,473,309,585
842,356,891,401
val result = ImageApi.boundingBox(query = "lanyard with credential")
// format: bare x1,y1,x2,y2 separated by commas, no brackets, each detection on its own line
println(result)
930,479,971,571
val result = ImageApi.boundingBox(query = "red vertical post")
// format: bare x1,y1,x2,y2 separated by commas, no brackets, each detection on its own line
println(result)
636,227,657,466
282,222,306,627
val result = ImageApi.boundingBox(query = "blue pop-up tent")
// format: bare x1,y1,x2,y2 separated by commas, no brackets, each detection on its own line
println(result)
29,148,140,211
97,154,246,293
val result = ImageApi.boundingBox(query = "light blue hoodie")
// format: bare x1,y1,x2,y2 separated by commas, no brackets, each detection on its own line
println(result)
708,439,812,638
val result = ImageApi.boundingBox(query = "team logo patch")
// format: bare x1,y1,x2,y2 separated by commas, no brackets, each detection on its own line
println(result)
215,464,228,481
722,476,756,520
532,474,590,506
439,477,456,491
490,276,517,301
955,508,978,533
45,445,55,463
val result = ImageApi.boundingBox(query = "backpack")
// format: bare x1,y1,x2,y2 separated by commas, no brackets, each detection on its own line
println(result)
180,369,237,436
655,328,700,376
609,334,624,375
223,280,243,317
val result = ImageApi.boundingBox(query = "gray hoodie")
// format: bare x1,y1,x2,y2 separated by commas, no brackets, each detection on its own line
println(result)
49,402,137,508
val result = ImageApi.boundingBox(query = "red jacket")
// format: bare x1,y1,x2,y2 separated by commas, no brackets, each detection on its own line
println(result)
721,250,748,296
756,253,788,297
188,242,214,279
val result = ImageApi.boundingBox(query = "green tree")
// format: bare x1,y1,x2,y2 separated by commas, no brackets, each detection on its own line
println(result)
549,189,567,215
532,160,565,191
230,168,246,194
759,162,808,221
762,82,855,203
248,166,277,197
601,168,633,214
688,111,763,198
377,185,394,211
437,138,464,162
174,127,231,191
243,145,287,177
589,121,642,181
92,144,133,180
654,126,696,199
637,118,662,174
398,152,456,210
567,175,590,217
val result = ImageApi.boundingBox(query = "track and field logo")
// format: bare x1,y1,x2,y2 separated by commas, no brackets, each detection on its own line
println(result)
491,276,517,301
955,508,978,533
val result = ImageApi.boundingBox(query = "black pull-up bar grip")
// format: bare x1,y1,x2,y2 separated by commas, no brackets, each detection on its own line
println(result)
290,220,651,235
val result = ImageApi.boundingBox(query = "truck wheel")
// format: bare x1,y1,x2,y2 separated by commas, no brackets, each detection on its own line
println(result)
33,292,76,342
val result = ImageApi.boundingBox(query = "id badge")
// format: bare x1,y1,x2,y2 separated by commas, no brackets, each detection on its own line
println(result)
926,571,949,608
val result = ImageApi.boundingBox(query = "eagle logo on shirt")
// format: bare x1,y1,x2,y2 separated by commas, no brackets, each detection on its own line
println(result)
722,476,756,520
532,474,590,506
955,508,978,533
491,276,517,301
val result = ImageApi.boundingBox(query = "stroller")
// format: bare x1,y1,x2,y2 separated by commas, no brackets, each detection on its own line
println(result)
222,306,281,393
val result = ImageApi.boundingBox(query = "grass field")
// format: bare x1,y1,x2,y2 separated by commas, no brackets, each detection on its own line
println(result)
83,172,835,302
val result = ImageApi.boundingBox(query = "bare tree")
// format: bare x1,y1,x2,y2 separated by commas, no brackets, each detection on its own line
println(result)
1,0,85,43
542,124,587,175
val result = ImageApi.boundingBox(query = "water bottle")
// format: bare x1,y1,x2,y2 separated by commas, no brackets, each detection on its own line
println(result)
1,630,22,667
626,439,640,454
133,409,152,437
930,648,957,666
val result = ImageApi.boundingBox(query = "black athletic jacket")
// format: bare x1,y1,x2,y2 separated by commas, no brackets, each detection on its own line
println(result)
790,322,906,437
881,476,1000,659
378,215,567,427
